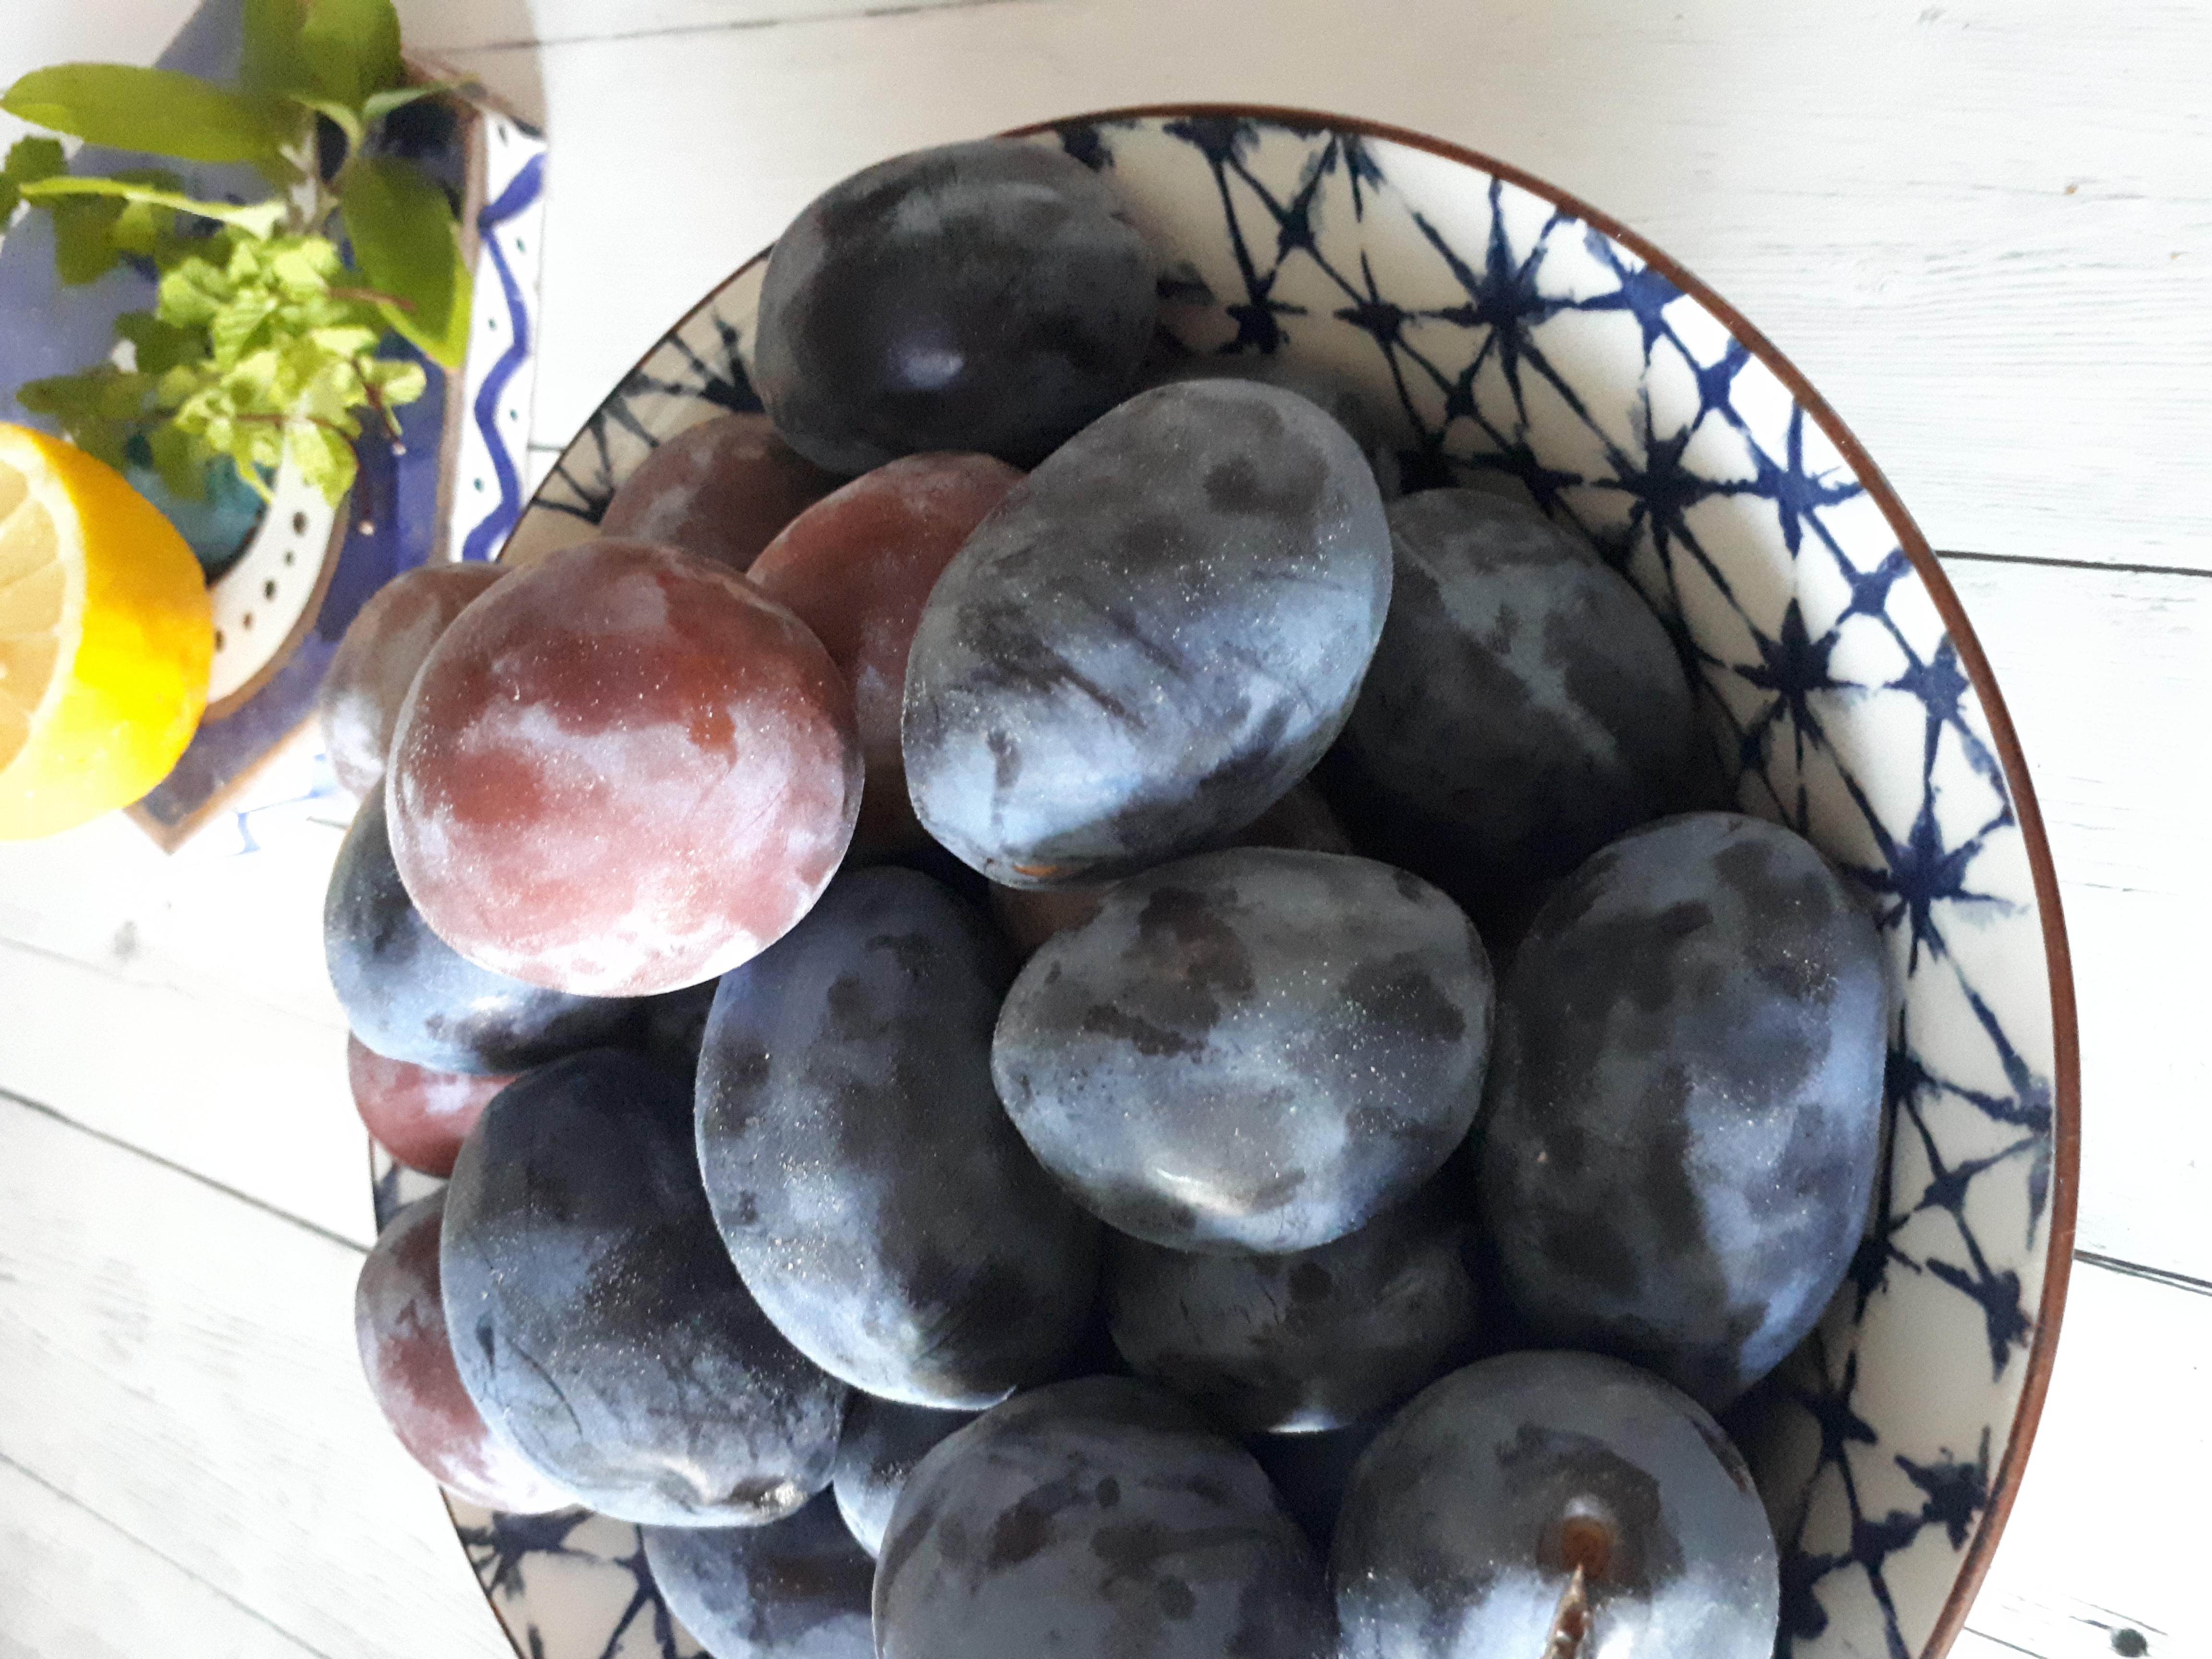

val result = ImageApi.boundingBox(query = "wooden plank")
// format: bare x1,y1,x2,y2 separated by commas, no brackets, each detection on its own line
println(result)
0,1095,509,1659
1939,555,2212,1283
0,1457,322,1659
429,0,2211,575
0,937,372,1250
395,0,1011,52
1959,1257,2201,1659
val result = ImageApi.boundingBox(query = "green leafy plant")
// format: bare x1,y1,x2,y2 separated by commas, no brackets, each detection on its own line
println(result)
0,0,475,506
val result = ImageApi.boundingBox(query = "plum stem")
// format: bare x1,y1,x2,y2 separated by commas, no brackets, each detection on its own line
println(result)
1543,1563,1591,1659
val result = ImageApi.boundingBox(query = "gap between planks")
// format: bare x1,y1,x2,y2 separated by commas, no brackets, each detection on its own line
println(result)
0,1452,335,1659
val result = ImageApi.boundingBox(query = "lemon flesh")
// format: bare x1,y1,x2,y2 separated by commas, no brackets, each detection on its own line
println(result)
0,424,215,840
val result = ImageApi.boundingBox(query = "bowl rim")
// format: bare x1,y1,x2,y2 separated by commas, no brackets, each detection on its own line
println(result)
463,100,2080,1659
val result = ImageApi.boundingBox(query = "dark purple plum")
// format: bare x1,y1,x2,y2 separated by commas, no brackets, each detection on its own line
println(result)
324,791,638,1074
1323,489,1697,920
1332,1352,1778,1658
441,1049,848,1527
642,1495,875,1658
902,380,1391,888
636,976,721,1080
987,780,1353,962
697,867,1101,1407
755,139,1156,472
1476,812,1888,1409
1247,1417,1386,1552
1105,1177,1481,1432
875,1376,1334,1659
1137,351,1402,499
992,848,1492,1254
831,1394,977,1558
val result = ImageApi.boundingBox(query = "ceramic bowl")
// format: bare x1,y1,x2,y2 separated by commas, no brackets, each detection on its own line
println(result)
370,104,2078,1659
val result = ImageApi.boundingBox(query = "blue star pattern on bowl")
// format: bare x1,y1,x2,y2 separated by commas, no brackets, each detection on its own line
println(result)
416,108,2068,1659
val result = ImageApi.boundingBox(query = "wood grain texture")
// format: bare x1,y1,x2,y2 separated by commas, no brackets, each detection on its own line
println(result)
0,930,370,1248
396,0,1006,52
0,1095,509,1659
0,1457,320,1659
423,0,2212,573
1955,1258,2202,1658
1941,555,2212,1283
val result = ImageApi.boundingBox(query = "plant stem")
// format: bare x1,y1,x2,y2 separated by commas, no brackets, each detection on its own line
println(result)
329,287,416,312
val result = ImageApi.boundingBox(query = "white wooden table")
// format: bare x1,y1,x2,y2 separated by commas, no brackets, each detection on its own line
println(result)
2,3,2205,1656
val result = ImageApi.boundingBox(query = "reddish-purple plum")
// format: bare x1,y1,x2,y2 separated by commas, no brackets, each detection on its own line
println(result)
598,412,841,574
697,867,1101,1407
992,848,1492,1254
324,791,639,1073
750,452,1022,850
751,454,1021,771
641,1496,875,1658
1331,1352,1778,1658
346,1034,517,1177
1477,812,1888,1409
386,538,861,996
904,381,1391,887
754,139,1156,472
875,1376,1335,1659
441,1049,849,1527
318,561,504,797
354,1190,574,1514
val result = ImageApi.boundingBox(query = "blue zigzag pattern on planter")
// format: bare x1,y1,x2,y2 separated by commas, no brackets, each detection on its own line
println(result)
445,113,2055,1659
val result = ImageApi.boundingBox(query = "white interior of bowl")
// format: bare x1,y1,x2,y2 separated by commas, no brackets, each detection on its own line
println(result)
405,109,2064,1659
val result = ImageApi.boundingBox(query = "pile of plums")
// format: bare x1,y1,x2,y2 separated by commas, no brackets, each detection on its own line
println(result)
329,136,1889,1659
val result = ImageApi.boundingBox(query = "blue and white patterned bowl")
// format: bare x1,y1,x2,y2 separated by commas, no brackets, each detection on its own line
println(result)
374,105,2079,1659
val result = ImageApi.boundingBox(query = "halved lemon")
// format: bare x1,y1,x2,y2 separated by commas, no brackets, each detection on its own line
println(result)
0,422,214,840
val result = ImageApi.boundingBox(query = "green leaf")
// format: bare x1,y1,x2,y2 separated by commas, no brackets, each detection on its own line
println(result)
1,65,291,166
0,181,18,222
117,312,207,375
15,367,157,470
48,195,126,285
20,174,290,236
4,136,67,184
339,156,470,367
240,0,306,97
298,0,404,108
288,417,358,504
361,81,469,123
289,95,364,156
149,423,216,502
158,254,235,329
